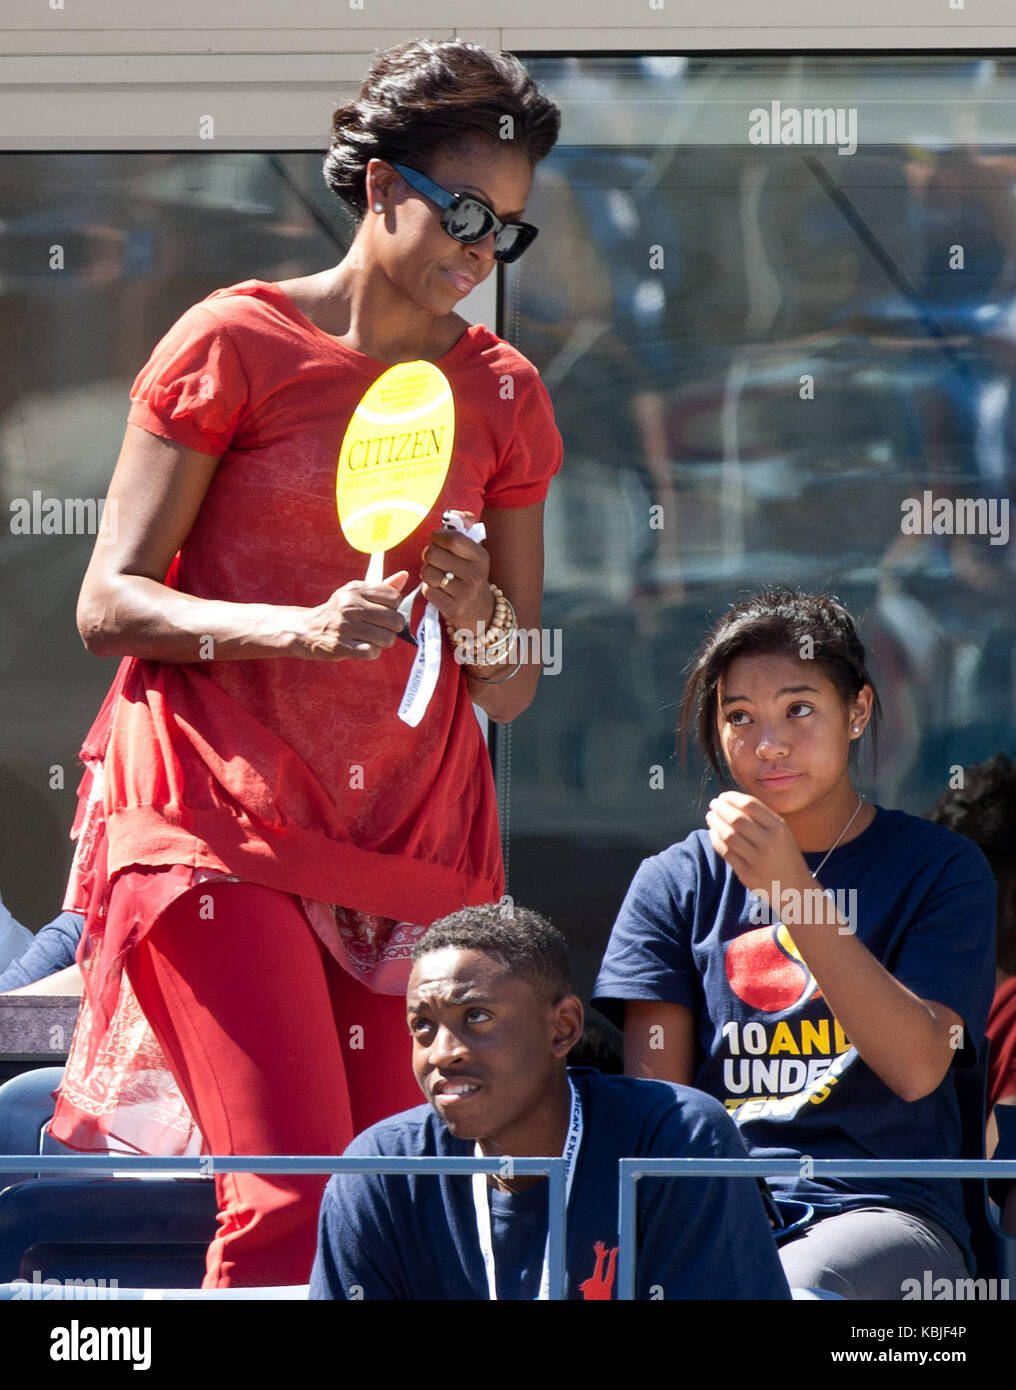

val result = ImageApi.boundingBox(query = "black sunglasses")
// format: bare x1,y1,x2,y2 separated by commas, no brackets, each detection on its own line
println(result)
390,162,538,264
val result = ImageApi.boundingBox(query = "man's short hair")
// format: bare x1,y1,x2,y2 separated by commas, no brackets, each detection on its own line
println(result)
412,904,575,1005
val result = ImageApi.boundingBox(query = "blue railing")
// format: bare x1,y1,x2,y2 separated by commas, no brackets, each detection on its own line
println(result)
617,1157,1016,1300
2,1153,1015,1300
0,1153,569,1300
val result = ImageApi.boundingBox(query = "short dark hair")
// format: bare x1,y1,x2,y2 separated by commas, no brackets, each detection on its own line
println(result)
323,39,561,220
411,903,575,1005
677,586,882,785
928,753,1016,972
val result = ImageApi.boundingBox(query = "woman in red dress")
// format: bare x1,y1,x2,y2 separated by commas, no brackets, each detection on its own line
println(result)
50,38,563,1288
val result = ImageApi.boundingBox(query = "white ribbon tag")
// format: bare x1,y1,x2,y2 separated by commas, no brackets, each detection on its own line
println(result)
398,515,486,727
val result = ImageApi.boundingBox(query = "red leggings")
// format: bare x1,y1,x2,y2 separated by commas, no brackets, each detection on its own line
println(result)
125,879,422,1289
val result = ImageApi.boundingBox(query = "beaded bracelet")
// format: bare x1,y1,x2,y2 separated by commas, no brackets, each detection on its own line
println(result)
476,609,517,664
444,583,512,643
446,584,518,666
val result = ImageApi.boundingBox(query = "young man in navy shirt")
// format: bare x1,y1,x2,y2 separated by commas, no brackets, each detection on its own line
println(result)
309,905,791,1301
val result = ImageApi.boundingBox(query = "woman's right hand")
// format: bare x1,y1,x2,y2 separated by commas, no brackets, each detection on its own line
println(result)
78,426,415,666
297,571,410,661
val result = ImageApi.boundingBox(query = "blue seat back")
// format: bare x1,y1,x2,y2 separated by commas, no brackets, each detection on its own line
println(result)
0,1067,68,1190
0,1177,217,1286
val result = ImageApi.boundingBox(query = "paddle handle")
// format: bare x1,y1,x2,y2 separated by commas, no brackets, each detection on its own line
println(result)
365,551,385,584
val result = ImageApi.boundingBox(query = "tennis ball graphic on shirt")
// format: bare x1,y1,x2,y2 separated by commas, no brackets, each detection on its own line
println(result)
724,923,821,1014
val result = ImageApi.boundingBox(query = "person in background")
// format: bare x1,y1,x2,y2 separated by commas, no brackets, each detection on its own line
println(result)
594,587,997,1299
0,906,84,995
310,905,791,1301
0,890,33,976
927,753,1016,1162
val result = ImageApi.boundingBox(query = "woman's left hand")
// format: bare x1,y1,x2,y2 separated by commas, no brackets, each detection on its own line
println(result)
419,509,495,633
705,791,809,898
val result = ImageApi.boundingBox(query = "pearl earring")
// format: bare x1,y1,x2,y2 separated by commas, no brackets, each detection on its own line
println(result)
373,202,384,212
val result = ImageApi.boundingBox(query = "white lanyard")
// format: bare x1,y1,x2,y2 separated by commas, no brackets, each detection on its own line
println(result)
398,515,486,727
471,1078,582,1301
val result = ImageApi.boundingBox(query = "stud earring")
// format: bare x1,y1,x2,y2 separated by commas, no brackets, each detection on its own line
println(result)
373,202,384,212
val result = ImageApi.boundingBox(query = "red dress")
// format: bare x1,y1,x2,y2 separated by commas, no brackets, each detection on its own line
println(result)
51,280,563,1155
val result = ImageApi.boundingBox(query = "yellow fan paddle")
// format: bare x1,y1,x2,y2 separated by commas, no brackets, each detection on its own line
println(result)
336,359,455,585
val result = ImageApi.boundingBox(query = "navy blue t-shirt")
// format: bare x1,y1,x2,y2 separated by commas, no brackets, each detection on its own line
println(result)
593,807,997,1267
309,1067,791,1300
489,1180,548,1300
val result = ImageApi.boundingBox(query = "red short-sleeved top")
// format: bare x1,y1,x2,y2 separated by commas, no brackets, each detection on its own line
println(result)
104,279,563,923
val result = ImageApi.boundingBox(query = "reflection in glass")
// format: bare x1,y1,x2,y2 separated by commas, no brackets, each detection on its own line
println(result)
2,58,1015,990
504,56,1016,991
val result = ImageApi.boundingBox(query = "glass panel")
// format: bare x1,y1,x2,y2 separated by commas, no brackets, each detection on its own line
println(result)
0,152,351,930
503,56,1016,994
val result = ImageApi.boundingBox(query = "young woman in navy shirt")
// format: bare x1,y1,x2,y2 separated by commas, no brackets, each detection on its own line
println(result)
594,588,996,1298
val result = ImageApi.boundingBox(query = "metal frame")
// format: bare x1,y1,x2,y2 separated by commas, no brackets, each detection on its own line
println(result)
6,1151,1016,1300
617,1156,1016,1300
0,1153,569,1300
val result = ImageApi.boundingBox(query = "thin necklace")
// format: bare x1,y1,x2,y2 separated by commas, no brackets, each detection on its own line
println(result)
810,794,864,880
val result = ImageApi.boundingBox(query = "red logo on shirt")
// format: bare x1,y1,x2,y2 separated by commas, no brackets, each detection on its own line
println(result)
725,924,821,1014
578,1241,618,1300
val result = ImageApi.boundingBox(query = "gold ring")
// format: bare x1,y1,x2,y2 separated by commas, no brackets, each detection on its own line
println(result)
440,571,455,590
